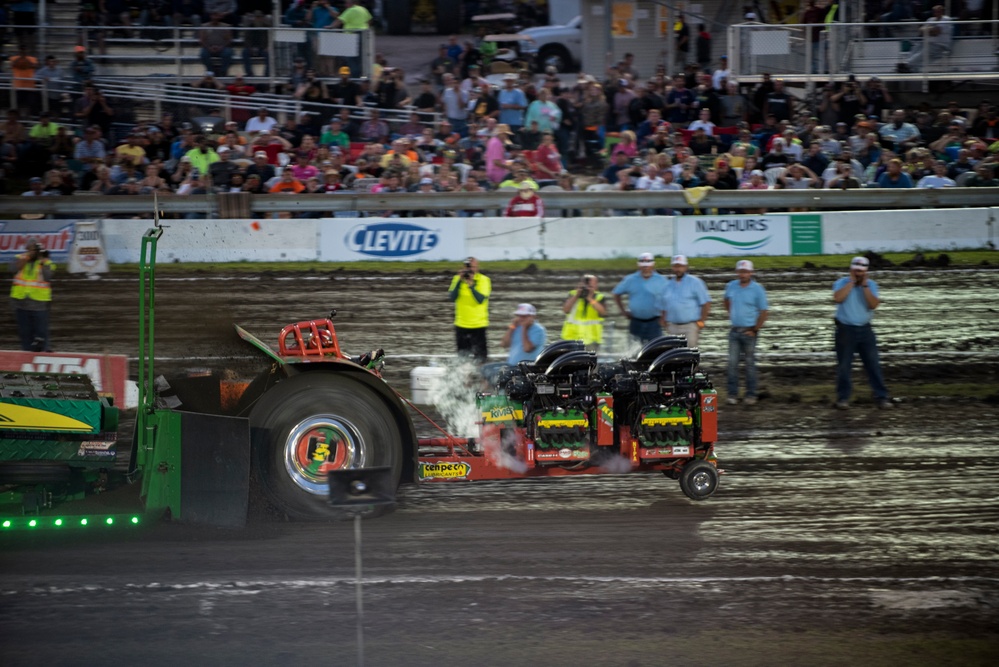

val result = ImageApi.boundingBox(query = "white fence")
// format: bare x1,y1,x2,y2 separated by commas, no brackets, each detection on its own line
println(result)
91,208,997,263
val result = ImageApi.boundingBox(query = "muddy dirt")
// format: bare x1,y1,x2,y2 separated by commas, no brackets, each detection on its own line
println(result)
1,265,998,666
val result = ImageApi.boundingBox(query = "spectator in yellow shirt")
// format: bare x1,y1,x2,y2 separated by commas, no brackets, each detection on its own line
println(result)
114,133,148,166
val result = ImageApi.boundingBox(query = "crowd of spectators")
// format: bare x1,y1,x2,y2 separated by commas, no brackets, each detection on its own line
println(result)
1,1,998,213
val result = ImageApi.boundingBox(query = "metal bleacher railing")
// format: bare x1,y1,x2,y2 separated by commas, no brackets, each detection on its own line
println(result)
1,23,375,84
728,19,999,87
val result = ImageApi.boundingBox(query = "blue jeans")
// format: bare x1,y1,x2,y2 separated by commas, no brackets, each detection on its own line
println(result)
727,328,758,398
629,317,662,344
14,306,50,351
200,47,233,76
835,322,888,402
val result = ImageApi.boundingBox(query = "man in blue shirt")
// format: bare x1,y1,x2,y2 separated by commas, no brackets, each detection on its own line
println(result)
661,254,712,347
502,303,547,365
724,260,769,405
832,256,891,409
613,253,669,344
497,74,527,133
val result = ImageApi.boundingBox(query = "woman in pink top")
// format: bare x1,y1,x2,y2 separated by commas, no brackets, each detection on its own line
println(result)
486,124,514,184
290,153,319,181
739,168,769,214
612,130,638,159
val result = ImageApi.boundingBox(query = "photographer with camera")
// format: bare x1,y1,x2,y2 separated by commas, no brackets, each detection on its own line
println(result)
561,274,607,351
832,256,891,410
448,257,491,362
9,237,55,352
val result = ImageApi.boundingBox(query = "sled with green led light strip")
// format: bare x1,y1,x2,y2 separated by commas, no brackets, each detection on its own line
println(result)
0,371,119,463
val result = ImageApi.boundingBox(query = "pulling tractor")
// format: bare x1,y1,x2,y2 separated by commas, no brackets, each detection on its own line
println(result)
2,226,720,529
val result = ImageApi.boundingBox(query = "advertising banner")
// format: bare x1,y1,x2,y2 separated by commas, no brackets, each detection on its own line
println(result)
675,214,822,257
0,351,129,407
67,220,109,275
0,220,76,263
319,218,466,262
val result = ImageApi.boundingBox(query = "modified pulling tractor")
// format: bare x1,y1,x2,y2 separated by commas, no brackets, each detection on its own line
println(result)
2,227,720,528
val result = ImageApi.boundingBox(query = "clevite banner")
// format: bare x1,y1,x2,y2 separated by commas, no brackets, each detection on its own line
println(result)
675,214,823,257
319,217,466,261
0,220,76,263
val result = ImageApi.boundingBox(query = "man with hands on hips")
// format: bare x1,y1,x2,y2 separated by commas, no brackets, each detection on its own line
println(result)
502,303,547,365
661,254,712,347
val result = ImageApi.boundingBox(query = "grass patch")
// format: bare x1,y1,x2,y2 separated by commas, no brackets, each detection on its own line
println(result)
100,250,997,276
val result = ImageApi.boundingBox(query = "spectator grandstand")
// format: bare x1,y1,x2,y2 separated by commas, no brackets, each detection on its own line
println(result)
0,1,996,210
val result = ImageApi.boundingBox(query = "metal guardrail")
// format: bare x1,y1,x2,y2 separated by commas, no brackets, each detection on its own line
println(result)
2,188,997,216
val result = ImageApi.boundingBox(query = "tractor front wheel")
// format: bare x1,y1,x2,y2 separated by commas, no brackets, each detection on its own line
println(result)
679,459,718,500
249,372,403,519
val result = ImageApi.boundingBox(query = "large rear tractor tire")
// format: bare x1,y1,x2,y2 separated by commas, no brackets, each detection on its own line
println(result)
249,372,403,519
679,459,718,500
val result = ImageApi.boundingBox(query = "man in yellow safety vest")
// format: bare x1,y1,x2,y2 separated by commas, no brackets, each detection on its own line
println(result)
448,256,491,362
561,274,607,350
9,237,55,352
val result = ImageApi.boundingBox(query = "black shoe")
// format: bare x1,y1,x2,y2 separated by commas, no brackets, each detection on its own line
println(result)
896,63,911,73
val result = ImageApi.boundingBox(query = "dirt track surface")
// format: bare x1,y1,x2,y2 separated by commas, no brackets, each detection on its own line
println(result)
1,266,998,666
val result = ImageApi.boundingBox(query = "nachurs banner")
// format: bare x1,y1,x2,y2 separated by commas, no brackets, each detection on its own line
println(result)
677,215,791,256
319,218,466,261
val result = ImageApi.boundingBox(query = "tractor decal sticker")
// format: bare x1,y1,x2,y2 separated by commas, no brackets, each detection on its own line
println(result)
535,418,588,428
558,448,572,459
0,404,92,431
597,399,614,427
481,406,524,422
77,441,117,457
418,462,472,480
641,415,693,426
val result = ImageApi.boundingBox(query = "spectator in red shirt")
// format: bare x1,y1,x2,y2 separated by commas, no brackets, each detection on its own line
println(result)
505,184,545,217
530,132,562,183
226,75,256,124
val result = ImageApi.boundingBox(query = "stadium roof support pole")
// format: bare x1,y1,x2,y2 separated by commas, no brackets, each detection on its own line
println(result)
271,0,280,93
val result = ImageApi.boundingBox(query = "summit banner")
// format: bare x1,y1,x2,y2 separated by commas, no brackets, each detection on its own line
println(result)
0,220,76,263
675,215,822,257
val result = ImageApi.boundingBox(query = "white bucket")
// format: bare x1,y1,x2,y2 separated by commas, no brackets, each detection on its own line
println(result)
410,366,447,405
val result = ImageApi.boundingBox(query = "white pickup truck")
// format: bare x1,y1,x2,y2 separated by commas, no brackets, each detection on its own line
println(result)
517,15,583,73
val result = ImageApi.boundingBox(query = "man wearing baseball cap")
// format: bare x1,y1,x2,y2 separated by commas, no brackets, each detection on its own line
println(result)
832,256,891,409
502,304,547,365
724,260,769,405
661,254,712,347
612,253,669,344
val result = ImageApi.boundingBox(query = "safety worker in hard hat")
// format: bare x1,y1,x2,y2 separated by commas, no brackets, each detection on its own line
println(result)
561,274,607,351
9,237,55,352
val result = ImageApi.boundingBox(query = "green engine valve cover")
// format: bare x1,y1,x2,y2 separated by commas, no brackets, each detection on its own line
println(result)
533,409,590,449
637,405,693,445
